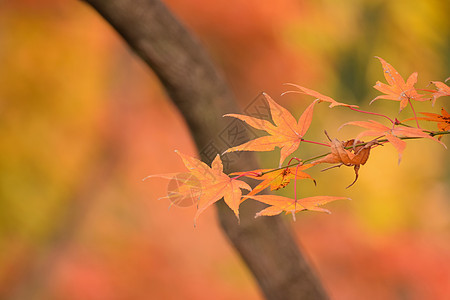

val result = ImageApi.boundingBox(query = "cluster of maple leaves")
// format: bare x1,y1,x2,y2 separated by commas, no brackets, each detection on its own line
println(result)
147,57,450,225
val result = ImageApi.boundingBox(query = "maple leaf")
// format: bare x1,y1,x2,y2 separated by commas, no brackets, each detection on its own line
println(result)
246,194,349,218
231,164,315,200
144,172,203,207
371,57,426,111
282,83,359,108
430,81,450,106
223,93,317,166
177,151,252,224
312,139,374,188
417,108,450,132
404,108,450,140
341,120,446,163
149,151,251,225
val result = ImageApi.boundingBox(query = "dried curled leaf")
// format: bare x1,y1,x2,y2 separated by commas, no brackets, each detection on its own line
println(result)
312,139,374,188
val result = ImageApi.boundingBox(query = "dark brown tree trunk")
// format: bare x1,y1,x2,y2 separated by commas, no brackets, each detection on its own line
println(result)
82,0,328,299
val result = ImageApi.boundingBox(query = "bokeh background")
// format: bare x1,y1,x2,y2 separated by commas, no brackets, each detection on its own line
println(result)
1,0,449,299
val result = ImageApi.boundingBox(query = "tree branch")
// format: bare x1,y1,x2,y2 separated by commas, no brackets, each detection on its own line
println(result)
82,0,328,298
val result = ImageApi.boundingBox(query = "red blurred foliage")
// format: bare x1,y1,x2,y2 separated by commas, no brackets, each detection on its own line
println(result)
165,0,324,100
297,215,450,300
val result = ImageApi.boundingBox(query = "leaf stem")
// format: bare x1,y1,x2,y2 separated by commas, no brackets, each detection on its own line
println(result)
232,171,261,180
408,99,420,128
301,139,329,147
349,107,394,124
258,130,449,176
430,130,450,137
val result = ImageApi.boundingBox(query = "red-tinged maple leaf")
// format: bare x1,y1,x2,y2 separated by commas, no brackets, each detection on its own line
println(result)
430,81,450,106
282,83,359,108
148,151,251,225
418,108,450,132
405,108,450,140
231,164,315,200
371,57,426,111
246,194,349,219
312,139,374,188
341,120,446,163
223,93,317,166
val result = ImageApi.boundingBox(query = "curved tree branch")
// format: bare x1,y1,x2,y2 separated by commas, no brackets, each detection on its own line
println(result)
82,0,328,298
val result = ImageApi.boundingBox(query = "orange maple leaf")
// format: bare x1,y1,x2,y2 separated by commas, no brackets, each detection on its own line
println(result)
231,164,315,200
312,139,373,188
246,194,349,219
223,93,317,166
416,108,450,132
430,81,450,106
341,120,446,163
145,172,202,208
282,83,358,108
177,151,252,224
150,151,251,225
404,108,450,140
371,57,426,111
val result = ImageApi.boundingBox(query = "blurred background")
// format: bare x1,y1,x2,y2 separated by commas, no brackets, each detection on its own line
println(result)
1,0,449,299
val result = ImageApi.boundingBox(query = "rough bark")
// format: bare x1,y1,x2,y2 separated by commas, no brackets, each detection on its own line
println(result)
83,0,328,299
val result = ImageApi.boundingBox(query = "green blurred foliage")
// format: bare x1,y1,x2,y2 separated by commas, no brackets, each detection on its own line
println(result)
0,0,449,299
